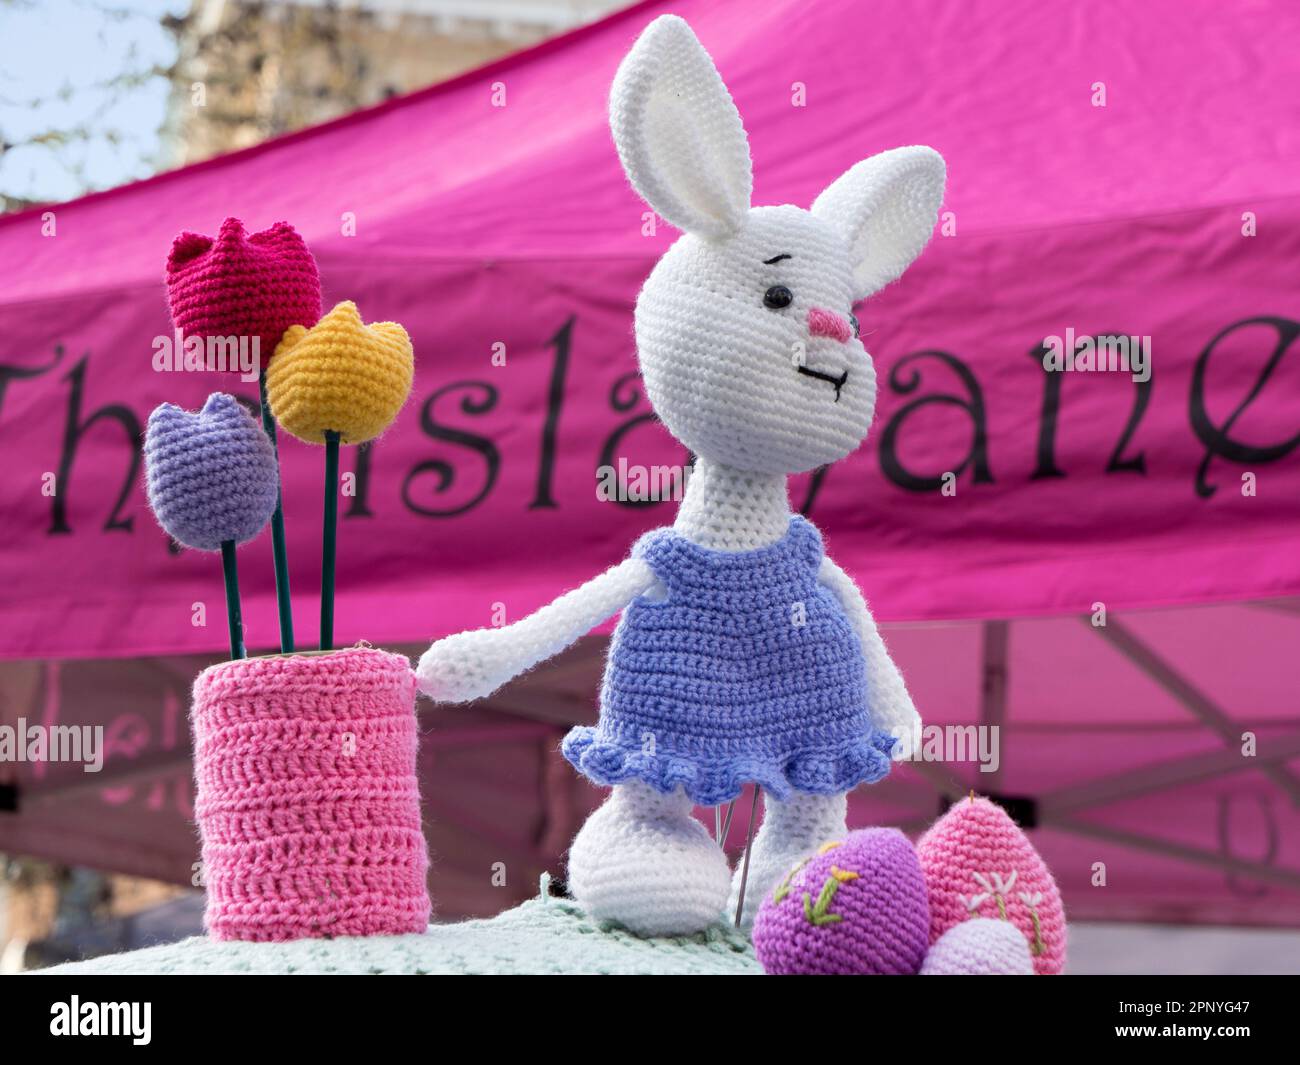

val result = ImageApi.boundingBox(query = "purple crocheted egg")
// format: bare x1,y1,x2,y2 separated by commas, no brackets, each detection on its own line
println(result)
752,827,930,975
144,393,280,551
920,917,1035,975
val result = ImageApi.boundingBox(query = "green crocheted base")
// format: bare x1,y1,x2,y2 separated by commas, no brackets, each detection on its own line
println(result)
38,895,761,976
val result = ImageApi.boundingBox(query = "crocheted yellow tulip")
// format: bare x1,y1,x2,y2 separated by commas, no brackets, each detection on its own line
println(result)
267,300,413,445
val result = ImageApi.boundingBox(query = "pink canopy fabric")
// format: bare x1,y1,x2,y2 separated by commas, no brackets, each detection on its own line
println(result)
2,0,1299,659
1,0,1299,928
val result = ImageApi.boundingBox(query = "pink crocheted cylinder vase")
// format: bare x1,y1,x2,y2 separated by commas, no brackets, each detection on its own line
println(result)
192,647,429,942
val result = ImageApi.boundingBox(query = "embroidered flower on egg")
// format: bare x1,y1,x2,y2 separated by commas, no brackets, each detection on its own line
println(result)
969,869,1018,919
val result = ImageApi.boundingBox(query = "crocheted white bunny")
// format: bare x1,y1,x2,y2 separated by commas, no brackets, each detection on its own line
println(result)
418,14,943,936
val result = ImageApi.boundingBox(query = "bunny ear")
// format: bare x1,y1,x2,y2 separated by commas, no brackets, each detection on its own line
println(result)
811,146,946,300
609,15,752,239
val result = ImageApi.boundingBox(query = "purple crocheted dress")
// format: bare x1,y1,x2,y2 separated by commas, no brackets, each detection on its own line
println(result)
562,516,897,805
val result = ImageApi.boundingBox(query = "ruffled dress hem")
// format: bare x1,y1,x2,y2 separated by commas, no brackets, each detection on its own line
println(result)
561,726,898,806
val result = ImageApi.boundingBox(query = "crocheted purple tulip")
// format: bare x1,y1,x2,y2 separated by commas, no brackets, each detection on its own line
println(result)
144,393,280,551
752,828,930,975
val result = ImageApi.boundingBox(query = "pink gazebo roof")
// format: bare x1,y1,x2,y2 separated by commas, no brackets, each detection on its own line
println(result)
1,0,1298,929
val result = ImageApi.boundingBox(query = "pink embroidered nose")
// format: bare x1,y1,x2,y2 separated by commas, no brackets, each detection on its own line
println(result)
808,307,851,343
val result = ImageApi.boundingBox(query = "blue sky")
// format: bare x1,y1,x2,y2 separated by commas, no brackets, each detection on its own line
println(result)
0,0,186,204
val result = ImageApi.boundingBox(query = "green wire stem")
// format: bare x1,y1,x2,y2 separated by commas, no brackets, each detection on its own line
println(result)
321,430,340,651
220,540,245,659
258,370,294,652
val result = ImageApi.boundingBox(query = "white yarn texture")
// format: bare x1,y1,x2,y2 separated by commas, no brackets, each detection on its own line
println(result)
635,206,880,475
812,147,947,299
673,460,792,550
611,15,943,477
416,557,657,703
609,14,752,238
416,13,943,938
818,556,923,741
568,782,731,936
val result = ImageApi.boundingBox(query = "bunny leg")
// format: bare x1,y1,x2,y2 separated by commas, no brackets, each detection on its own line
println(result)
728,790,848,933
568,781,730,936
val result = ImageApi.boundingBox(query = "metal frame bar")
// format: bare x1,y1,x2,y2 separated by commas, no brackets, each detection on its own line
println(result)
1048,815,1300,891
904,758,969,802
1040,731,1300,817
979,620,1009,794
889,620,1005,808
887,611,1300,898
1088,616,1300,805
1247,598,1300,617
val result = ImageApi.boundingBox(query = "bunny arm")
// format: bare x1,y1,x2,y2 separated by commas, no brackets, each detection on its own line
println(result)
818,556,922,741
416,557,660,703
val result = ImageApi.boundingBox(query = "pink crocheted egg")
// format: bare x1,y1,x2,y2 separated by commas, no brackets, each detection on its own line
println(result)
920,917,1035,975
166,217,321,362
915,797,1066,975
752,828,930,975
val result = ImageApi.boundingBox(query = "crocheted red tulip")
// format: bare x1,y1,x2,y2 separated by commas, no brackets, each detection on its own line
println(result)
166,217,321,364
916,797,1067,975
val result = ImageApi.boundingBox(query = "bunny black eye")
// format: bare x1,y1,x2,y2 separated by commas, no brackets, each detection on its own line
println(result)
763,285,793,310
848,312,860,338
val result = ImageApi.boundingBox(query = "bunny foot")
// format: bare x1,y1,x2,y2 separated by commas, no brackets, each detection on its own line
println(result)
568,781,730,936
729,791,848,933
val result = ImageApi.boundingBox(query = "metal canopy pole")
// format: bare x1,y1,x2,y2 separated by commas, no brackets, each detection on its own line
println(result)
903,620,1008,808
1040,731,1300,818
1038,613,1300,897
979,619,1010,795
1088,616,1300,806
1048,815,1300,891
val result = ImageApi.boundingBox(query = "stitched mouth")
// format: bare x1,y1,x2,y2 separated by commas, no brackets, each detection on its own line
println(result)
796,365,849,402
